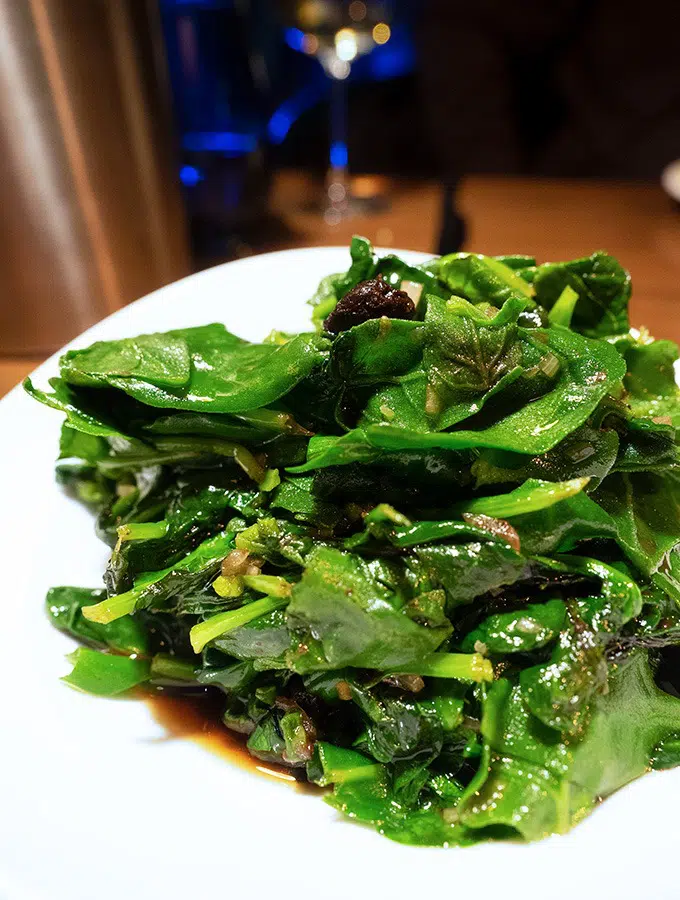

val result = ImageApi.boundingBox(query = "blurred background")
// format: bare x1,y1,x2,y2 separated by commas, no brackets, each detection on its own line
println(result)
1,0,680,383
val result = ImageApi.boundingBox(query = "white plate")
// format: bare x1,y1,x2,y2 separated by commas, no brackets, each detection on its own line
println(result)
1,247,677,900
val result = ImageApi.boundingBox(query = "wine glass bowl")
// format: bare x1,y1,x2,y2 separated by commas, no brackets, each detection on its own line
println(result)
277,0,393,220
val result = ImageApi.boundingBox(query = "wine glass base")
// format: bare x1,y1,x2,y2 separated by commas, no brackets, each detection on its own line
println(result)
322,193,390,224
300,173,392,221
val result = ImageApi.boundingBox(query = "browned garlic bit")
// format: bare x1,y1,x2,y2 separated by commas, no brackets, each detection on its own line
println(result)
221,549,264,577
462,512,521,553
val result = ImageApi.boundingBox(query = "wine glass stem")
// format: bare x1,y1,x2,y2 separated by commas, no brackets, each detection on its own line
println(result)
328,73,349,192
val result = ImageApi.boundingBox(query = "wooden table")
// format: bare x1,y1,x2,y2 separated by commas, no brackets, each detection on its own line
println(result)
3,174,679,399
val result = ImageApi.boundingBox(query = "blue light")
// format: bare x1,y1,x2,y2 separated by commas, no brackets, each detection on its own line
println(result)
330,141,348,169
182,131,257,154
179,164,204,186
268,111,294,144
284,27,306,52
367,32,415,80
267,81,327,145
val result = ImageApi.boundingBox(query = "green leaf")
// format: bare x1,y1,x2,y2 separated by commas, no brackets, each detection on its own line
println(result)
569,651,680,798
211,608,292,667
62,648,150,696
47,586,149,655
408,540,527,609
82,529,236,624
535,555,643,629
431,252,534,306
270,476,347,530
594,471,680,575
290,328,626,472
190,595,289,653
61,325,331,415
460,598,567,654
106,484,258,594
331,318,426,387
519,623,608,735
462,653,680,841
23,377,126,437
60,331,191,387
307,742,382,785
285,546,451,673
548,285,579,328
58,425,111,464
513,489,618,556
456,477,589,519
532,251,631,337
472,424,620,491
613,417,677,473
617,337,680,428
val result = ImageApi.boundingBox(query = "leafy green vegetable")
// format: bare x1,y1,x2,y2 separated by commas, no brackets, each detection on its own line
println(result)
290,328,626,472
27,236,680,849
617,336,680,428
532,251,631,337
62,648,150,696
594,472,680,575
47,586,149,655
460,598,567,654
61,324,331,415
82,530,236,624
286,546,451,672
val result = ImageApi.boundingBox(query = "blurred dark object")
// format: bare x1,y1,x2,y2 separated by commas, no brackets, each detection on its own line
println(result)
160,0,422,261
418,0,680,179
0,0,189,356
437,183,467,255
160,0,282,262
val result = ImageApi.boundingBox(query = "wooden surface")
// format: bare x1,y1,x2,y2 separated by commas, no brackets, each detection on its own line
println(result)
3,174,679,399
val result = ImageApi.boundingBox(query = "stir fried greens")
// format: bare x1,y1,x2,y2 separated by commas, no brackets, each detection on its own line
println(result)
27,236,680,847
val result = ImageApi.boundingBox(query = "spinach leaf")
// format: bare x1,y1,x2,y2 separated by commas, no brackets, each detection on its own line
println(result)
407,541,527,610
455,477,589,518
568,651,680,798
532,251,631,337
270,476,347,530
62,647,150,696
460,598,567,654
285,547,451,673
106,484,259,593
617,337,680,428
60,331,191,387
291,327,626,472
81,529,235,624
513,490,618,556
23,377,127,438
62,325,331,415
430,252,534,306
472,424,620,490
594,471,680,575
519,620,608,735
47,586,149,655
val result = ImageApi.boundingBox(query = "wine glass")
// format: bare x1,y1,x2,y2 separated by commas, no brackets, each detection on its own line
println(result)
277,0,393,221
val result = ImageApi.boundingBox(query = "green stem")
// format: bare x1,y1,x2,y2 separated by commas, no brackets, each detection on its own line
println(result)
393,652,493,683
117,521,169,543
83,530,234,625
150,654,198,683
653,571,680,605
153,436,267,484
548,285,579,328
190,596,289,653
456,477,589,519
242,574,293,598
83,590,137,624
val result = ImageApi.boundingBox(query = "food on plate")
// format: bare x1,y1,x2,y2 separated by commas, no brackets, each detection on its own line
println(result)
26,237,680,846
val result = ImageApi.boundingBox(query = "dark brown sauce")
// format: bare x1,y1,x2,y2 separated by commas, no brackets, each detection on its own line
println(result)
144,687,320,793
